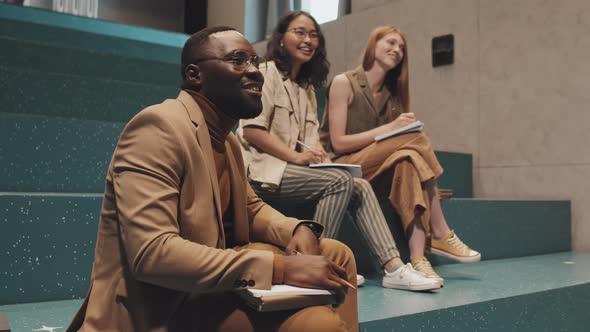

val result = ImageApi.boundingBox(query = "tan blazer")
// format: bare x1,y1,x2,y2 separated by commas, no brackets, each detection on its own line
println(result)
68,91,300,332
237,61,319,190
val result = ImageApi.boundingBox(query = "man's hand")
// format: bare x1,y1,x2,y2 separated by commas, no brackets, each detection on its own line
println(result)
285,225,320,256
283,254,349,304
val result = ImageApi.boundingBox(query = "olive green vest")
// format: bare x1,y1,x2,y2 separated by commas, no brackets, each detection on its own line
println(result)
319,66,400,157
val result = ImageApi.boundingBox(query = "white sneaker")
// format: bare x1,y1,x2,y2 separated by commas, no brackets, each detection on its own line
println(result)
357,274,365,286
382,263,442,291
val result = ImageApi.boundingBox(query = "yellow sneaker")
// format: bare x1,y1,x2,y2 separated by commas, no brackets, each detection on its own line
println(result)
429,231,481,263
411,256,444,286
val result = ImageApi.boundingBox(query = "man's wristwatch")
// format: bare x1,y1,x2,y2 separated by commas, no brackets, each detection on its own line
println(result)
294,220,324,239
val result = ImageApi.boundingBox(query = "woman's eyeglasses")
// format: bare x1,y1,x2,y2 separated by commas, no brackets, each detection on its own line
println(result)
287,28,319,41
194,51,267,73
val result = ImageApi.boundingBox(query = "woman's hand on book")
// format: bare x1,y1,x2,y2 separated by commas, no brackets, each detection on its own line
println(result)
292,150,326,165
388,112,416,131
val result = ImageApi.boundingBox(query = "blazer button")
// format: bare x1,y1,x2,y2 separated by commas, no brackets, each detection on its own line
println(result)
248,280,255,287
241,280,248,287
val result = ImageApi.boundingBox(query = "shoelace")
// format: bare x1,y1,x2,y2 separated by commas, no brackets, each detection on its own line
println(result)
398,264,412,279
448,235,471,254
413,259,439,278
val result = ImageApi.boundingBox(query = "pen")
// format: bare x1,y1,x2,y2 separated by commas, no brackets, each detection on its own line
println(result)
296,140,315,151
291,250,356,290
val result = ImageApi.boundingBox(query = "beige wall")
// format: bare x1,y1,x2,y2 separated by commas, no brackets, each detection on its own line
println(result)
208,0,246,32
476,0,590,251
252,0,590,251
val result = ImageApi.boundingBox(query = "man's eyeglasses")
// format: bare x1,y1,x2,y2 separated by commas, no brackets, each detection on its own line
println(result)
194,51,266,72
287,28,319,41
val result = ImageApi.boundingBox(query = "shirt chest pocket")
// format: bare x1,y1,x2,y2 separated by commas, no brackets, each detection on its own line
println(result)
268,92,298,146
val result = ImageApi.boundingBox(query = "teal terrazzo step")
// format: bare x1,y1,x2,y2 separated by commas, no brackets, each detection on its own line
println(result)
0,194,101,305
0,253,588,331
434,151,472,198
338,199,571,275
0,111,472,194
0,67,178,121
357,252,590,331
0,37,179,86
0,113,123,192
0,4,187,63
0,195,570,305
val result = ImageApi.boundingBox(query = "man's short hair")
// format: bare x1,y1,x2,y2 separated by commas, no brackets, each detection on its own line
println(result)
180,26,237,82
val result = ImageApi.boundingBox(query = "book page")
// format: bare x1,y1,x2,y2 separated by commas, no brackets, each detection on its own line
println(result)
374,120,424,142
245,285,332,298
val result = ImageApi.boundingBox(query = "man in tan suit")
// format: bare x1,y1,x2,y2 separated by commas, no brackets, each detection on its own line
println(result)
67,26,358,332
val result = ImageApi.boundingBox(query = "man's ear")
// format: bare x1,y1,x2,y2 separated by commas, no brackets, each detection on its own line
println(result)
185,64,202,87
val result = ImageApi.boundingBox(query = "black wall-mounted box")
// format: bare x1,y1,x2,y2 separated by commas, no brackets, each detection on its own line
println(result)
432,34,454,67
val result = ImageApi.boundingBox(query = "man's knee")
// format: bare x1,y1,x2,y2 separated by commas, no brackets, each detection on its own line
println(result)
319,239,356,272
281,305,347,332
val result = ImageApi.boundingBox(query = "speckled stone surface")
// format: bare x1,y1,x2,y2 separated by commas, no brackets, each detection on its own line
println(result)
357,252,590,331
338,199,571,275
0,299,83,332
0,194,101,305
0,252,588,332
0,67,178,122
0,113,123,192
0,38,179,87
434,152,472,198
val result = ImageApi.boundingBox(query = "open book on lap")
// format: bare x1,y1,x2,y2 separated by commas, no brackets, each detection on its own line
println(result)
374,120,424,142
236,285,338,312
309,163,362,178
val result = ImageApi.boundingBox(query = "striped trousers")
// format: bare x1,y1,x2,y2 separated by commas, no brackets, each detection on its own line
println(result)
251,164,400,266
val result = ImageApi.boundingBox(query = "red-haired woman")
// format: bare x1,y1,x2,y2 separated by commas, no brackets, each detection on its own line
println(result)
320,26,481,285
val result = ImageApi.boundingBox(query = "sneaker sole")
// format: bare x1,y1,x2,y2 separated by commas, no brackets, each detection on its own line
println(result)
382,281,442,291
429,248,481,263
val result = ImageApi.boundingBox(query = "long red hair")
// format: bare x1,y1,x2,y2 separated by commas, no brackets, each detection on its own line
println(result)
361,26,410,113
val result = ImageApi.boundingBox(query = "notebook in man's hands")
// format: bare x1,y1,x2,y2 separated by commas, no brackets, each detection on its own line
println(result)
374,120,424,142
236,285,339,312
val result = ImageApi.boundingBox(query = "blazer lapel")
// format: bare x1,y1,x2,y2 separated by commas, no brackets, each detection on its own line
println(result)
177,91,225,247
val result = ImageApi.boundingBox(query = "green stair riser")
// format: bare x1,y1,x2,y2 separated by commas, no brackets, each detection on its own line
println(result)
1,113,123,192
434,151,472,198
0,68,178,121
0,4,186,63
360,283,590,332
338,199,570,275
1,194,571,304
0,38,180,86
1,112,472,194
0,195,101,305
